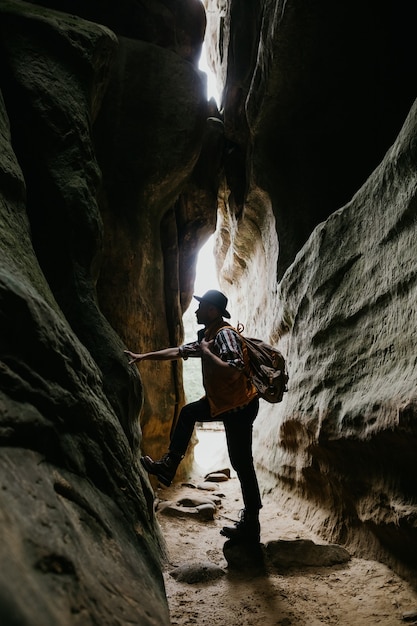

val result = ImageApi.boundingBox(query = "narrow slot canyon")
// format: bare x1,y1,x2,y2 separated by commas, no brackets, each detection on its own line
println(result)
0,0,417,624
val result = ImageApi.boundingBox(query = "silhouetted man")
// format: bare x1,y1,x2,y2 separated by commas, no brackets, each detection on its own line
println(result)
125,289,262,543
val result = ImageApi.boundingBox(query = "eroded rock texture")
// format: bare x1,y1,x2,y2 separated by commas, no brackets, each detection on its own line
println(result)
1,0,417,620
204,0,417,581
260,103,417,578
0,0,215,623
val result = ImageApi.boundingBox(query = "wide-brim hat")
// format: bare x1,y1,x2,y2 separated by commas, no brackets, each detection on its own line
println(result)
194,289,231,319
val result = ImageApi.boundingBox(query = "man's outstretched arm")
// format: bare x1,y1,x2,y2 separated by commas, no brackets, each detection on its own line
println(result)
124,346,181,365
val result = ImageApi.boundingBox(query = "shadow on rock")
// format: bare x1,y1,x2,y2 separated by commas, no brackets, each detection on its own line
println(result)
223,540,267,576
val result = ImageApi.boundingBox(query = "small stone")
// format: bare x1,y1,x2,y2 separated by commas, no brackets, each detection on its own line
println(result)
264,539,351,569
177,495,220,507
169,561,226,584
158,502,196,517
204,472,229,482
402,609,417,621
157,500,216,520
204,468,231,481
195,503,216,520
197,481,219,491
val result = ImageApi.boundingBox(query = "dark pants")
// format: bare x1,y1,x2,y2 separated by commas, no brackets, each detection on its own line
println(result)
170,397,262,512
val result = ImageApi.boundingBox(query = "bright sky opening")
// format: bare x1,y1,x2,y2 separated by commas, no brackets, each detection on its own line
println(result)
194,235,219,295
198,43,221,107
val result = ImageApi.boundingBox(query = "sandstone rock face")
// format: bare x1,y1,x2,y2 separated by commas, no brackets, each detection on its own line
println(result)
2,0,417,619
93,33,209,469
0,448,167,625
209,0,417,275
258,102,417,577
27,0,207,63
0,1,197,623
204,0,417,581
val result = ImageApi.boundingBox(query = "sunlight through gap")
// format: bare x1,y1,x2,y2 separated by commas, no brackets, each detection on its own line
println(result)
198,42,221,106
182,235,226,471
182,235,220,403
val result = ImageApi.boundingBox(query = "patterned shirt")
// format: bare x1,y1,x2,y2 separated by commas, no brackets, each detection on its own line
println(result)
179,327,245,370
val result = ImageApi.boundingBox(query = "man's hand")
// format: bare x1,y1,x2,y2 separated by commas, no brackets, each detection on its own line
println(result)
124,346,181,363
199,337,241,381
124,350,144,365
200,337,214,354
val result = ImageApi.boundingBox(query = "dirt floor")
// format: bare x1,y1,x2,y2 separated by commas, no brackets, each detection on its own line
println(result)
154,429,417,626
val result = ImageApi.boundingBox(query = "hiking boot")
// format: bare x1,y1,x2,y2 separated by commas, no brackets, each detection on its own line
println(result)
220,509,261,543
140,452,182,487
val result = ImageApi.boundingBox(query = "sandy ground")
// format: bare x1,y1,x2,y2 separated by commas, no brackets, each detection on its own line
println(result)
154,429,417,626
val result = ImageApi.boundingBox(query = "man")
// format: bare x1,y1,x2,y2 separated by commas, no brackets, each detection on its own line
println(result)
124,289,262,543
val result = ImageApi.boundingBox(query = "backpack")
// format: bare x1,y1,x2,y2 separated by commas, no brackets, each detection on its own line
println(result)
219,324,289,403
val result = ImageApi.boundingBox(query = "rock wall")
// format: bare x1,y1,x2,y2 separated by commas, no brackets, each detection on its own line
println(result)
0,0,217,622
1,0,417,620
259,102,417,579
207,0,417,276
204,0,417,581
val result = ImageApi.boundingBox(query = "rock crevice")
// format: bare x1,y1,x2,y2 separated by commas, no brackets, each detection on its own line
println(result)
1,0,417,622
